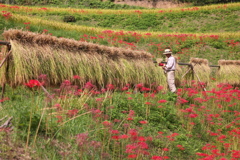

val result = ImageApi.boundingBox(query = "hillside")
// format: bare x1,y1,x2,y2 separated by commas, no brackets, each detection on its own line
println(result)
1,3,239,65
0,2,240,160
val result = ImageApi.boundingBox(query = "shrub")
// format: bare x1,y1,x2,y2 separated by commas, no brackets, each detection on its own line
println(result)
63,15,76,23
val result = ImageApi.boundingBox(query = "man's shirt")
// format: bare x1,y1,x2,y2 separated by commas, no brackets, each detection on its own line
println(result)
165,56,176,71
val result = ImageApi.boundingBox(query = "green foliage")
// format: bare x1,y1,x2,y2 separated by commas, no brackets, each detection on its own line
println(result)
63,15,76,23
3,0,144,9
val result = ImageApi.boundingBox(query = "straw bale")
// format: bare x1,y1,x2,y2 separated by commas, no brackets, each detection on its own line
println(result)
217,59,240,85
3,29,152,61
187,58,211,85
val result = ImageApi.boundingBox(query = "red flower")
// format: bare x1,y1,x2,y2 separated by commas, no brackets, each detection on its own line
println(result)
139,120,148,124
151,156,163,160
119,134,129,139
189,113,198,118
67,109,79,117
24,80,43,88
102,121,112,127
158,99,167,103
159,63,164,66
110,130,119,134
111,135,119,140
128,154,137,159
73,75,81,79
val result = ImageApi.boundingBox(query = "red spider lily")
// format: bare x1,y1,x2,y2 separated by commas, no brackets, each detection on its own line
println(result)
189,113,198,118
0,97,9,103
111,135,119,140
76,133,88,146
141,87,151,92
162,148,169,151
84,81,95,89
122,86,129,91
102,121,112,127
177,144,185,150
42,29,48,33
127,154,137,159
232,150,240,159
106,84,115,90
158,99,167,103
136,83,143,88
159,63,164,66
138,136,146,142
151,156,163,160
156,86,164,92
9,6,20,9
201,144,216,150
145,33,151,36
56,115,63,123
128,110,135,117
139,120,148,124
119,134,129,139
2,11,12,19
23,22,31,25
0,4,7,7
24,80,43,88
109,130,119,134
127,118,134,121
67,109,78,117
145,102,151,105
39,7,48,10
178,98,189,104
73,75,81,79
158,10,165,13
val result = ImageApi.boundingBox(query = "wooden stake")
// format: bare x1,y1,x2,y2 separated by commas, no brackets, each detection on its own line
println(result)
192,67,207,91
0,50,11,69
0,49,12,100
1,83,5,100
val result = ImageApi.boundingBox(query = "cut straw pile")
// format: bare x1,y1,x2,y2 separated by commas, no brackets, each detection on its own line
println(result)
217,60,240,86
0,29,167,89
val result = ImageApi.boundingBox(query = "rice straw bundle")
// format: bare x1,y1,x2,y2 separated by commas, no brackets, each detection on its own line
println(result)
0,29,167,89
190,58,210,84
217,60,240,85
182,58,211,86
3,29,152,61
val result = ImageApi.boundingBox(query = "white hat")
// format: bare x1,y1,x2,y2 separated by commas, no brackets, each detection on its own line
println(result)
163,49,172,55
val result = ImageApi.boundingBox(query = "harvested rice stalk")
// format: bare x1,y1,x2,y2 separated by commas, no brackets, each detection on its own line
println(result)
217,60,240,86
3,29,152,61
182,58,210,87
0,40,167,89
190,58,210,84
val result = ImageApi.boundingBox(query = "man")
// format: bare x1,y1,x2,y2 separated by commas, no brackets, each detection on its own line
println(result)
162,49,177,93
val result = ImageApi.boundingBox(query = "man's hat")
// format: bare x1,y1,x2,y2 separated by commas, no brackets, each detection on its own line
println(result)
163,49,172,55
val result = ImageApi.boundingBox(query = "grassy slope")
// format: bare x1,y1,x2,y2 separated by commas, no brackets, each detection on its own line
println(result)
0,3,240,160
0,3,240,66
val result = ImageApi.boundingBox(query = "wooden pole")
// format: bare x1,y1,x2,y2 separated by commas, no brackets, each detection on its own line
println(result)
0,43,12,100
0,50,12,69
